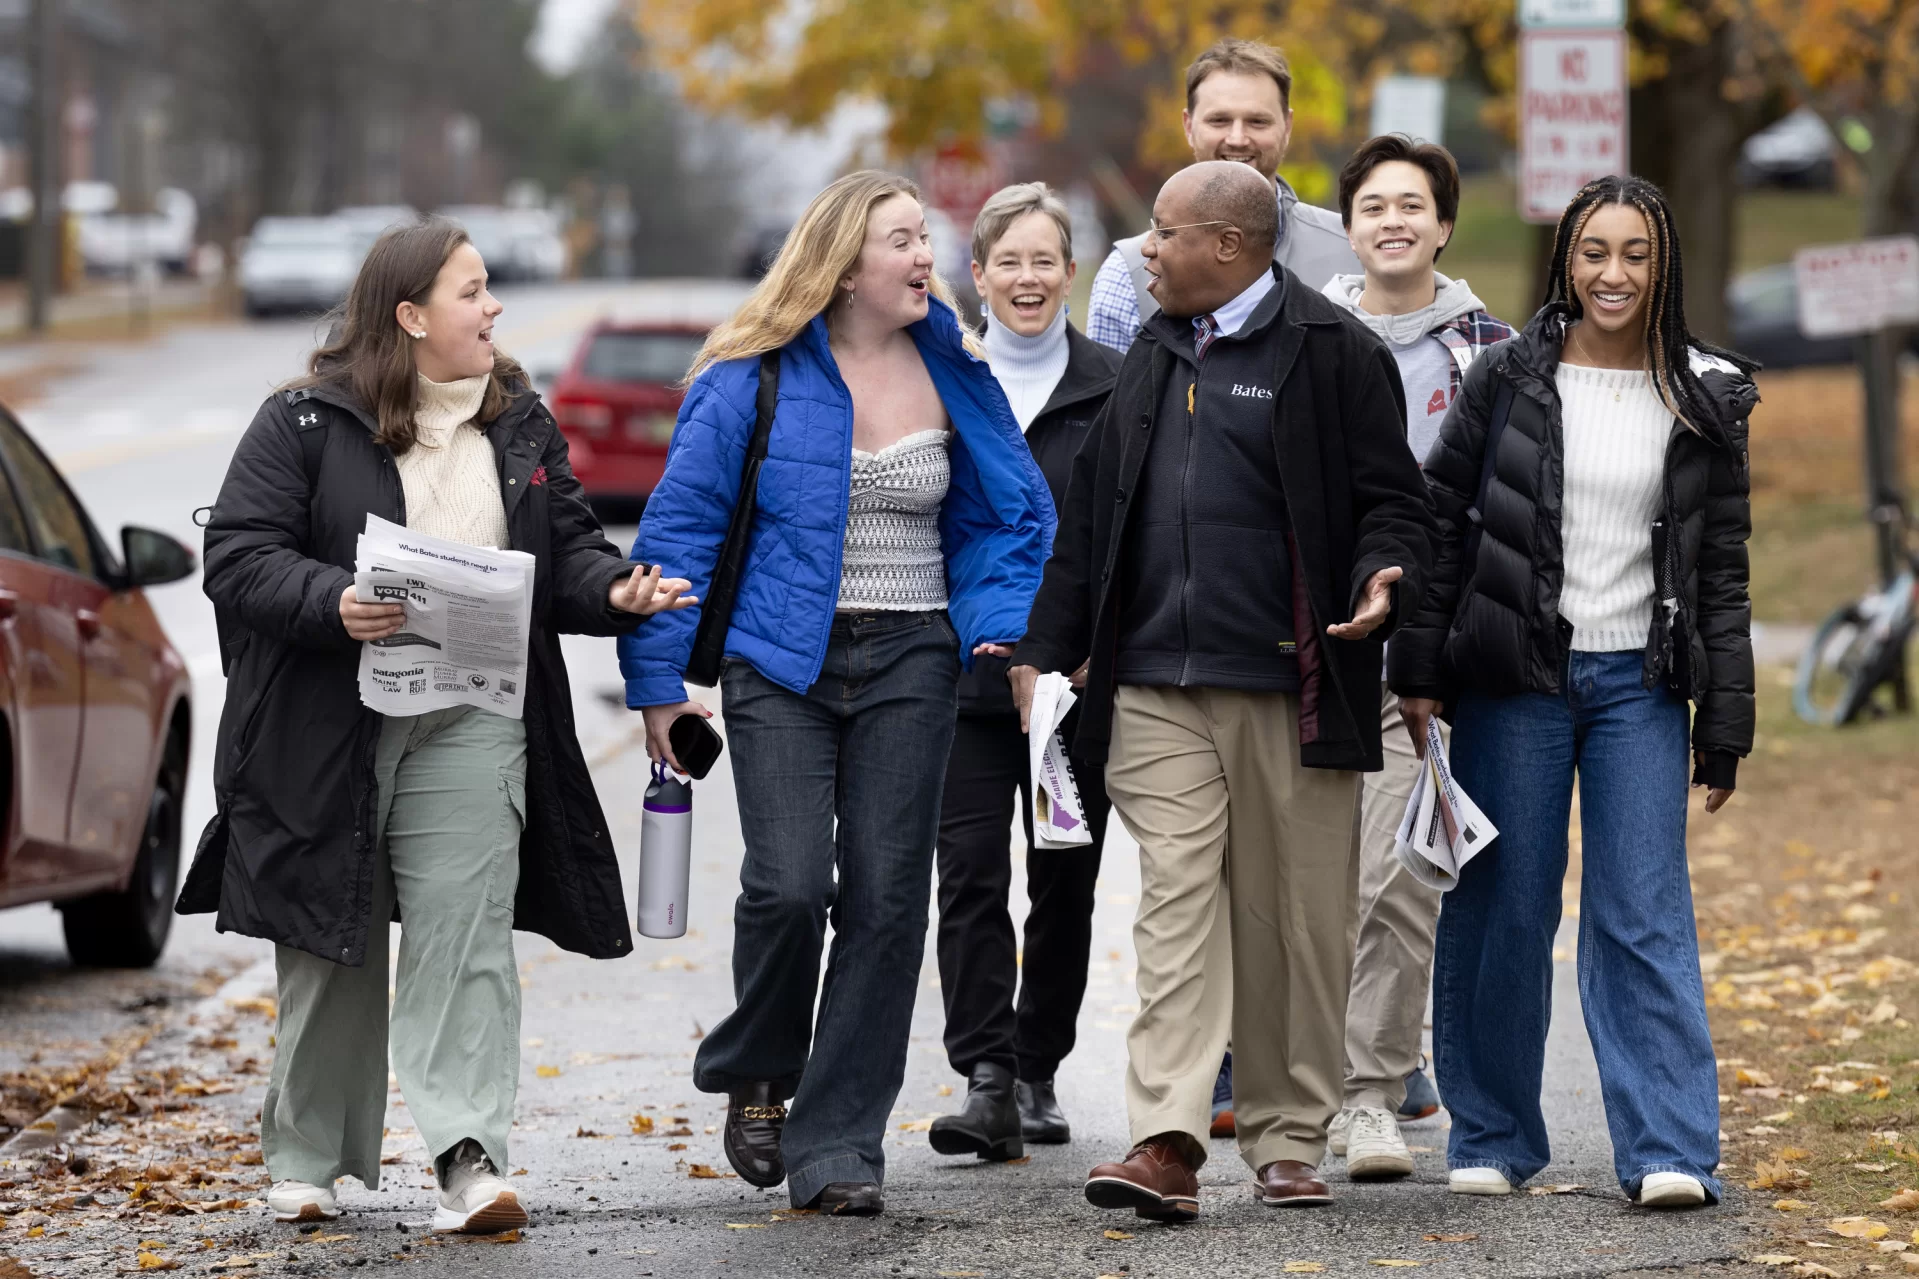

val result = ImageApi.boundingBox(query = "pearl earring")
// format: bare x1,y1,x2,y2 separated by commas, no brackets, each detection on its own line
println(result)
411,330,426,339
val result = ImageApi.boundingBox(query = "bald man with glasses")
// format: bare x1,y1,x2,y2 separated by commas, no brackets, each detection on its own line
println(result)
1010,161,1436,1221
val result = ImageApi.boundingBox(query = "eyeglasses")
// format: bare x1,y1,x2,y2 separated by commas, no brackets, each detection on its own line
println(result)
1147,219,1235,243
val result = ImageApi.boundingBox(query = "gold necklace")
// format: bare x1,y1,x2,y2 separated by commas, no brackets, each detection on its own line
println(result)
1567,323,1646,402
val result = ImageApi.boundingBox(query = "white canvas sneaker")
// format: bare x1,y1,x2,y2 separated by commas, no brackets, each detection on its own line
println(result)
1449,1167,1513,1195
1638,1171,1707,1208
432,1140,528,1235
1327,1108,1353,1157
267,1179,340,1222
1343,1107,1416,1179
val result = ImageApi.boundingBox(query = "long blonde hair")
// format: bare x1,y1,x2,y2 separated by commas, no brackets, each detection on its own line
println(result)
687,170,978,382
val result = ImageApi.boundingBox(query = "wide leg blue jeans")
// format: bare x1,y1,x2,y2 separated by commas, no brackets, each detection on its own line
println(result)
1436,650,1722,1201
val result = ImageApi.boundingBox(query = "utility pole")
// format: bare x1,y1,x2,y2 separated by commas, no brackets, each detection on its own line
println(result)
25,0,60,333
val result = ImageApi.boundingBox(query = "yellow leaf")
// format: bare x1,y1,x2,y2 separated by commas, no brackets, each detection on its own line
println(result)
1282,1265,1327,1274
686,1163,732,1179
136,1254,182,1272
936,1084,953,1096
898,1118,935,1131
667,1142,688,1151
724,1223,768,1229
1780,1147,1812,1161
1739,1068,1777,1088
1829,1216,1891,1239
488,1230,521,1244
1103,1229,1134,1240
535,1065,561,1078
1776,1199,1813,1211
1882,1189,1919,1212
631,1114,655,1134
1790,1265,1840,1277
308,1234,351,1243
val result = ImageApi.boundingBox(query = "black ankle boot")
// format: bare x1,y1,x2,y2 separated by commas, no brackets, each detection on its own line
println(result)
1017,1077,1071,1144
929,1061,1023,1161
723,1081,787,1187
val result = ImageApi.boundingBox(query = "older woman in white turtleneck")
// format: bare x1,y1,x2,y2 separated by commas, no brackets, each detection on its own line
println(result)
927,184,1123,1164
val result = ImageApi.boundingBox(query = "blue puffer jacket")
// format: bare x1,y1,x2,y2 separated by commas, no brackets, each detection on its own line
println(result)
619,299,1056,708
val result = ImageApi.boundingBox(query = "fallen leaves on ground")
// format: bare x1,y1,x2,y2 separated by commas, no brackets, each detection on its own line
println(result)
666,1142,688,1151
724,1223,767,1230
0,1260,32,1279
1281,1264,1326,1274
936,1084,953,1097
224,997,276,1020
1883,1189,1919,1211
1740,1068,1778,1088
1775,1199,1813,1211
685,1164,734,1179
1423,1233,1478,1242
488,1230,521,1244
630,1114,655,1135
1752,1159,1814,1191
1370,1262,1422,1268
1751,1257,1800,1267
897,1117,936,1132
1102,1229,1132,1240
1791,1264,1840,1277
1828,1216,1891,1239
1528,1184,1584,1195
134,1252,180,1271
534,1065,561,1078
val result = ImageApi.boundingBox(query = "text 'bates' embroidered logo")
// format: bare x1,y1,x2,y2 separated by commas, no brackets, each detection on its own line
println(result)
1231,383,1275,400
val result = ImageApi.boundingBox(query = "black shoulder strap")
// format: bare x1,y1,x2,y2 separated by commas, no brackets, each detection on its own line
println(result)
283,388,327,486
684,351,780,688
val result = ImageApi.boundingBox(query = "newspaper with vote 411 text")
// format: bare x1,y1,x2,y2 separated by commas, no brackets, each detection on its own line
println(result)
1393,716,1500,891
353,514,534,720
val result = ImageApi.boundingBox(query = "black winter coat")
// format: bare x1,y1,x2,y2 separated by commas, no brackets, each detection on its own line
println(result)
177,380,645,966
960,326,1120,716
1387,309,1757,787
1015,269,1438,772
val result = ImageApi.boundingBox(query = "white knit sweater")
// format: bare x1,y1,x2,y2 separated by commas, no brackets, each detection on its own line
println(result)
398,374,509,549
982,307,1070,431
1556,362,1671,652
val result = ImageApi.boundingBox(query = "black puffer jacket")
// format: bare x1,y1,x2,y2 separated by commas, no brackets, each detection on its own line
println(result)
177,379,645,966
1388,309,1757,787
960,325,1120,715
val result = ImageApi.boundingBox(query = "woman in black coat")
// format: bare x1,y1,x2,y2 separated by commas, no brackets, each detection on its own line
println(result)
927,184,1121,1162
180,218,689,1233
1390,176,1756,1208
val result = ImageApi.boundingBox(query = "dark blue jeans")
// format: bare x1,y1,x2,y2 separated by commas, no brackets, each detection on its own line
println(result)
694,610,959,1207
1437,650,1722,1201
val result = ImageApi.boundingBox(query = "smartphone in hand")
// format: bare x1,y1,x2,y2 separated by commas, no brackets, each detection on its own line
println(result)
667,712,724,780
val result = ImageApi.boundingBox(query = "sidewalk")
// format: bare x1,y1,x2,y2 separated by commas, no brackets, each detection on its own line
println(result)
0,277,219,341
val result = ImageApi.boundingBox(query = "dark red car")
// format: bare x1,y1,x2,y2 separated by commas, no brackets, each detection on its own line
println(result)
0,401,196,967
547,322,711,517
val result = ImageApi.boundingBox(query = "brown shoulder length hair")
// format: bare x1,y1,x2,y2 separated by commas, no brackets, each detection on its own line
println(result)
289,217,528,455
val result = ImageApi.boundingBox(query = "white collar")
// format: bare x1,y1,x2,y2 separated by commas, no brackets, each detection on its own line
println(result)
1205,268,1278,339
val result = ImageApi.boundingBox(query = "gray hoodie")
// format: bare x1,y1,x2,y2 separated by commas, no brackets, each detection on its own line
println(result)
1320,271,1486,345
1322,271,1488,466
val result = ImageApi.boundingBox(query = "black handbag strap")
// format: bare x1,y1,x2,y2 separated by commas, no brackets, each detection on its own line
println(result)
685,351,780,687
1464,378,1515,568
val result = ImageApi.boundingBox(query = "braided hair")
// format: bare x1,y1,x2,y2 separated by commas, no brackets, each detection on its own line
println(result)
1543,175,1757,434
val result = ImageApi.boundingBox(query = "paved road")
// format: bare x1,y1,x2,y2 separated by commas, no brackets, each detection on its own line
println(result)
0,285,1763,1276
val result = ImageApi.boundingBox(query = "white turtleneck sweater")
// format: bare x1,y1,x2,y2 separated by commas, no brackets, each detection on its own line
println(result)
397,373,510,549
982,306,1070,431
1556,362,1672,653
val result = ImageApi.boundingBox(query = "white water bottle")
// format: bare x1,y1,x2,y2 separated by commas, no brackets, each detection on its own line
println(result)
637,763,692,939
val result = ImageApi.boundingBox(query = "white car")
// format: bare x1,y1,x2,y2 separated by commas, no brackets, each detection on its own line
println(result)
239,217,362,317
77,188,198,276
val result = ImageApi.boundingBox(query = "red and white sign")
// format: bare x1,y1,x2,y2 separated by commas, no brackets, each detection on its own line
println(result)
923,144,1004,225
1518,30,1628,224
1794,236,1919,338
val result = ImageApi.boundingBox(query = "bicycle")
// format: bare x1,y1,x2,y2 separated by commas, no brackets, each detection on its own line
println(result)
1793,503,1917,726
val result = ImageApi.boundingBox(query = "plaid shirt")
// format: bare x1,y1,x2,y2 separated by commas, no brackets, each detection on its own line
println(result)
1432,308,1518,395
1087,250,1143,353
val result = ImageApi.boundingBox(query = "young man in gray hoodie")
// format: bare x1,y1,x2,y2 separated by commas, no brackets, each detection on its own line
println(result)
1320,133,1516,1180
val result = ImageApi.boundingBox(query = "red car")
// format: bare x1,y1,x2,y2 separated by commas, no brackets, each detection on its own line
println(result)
547,321,711,517
0,401,196,967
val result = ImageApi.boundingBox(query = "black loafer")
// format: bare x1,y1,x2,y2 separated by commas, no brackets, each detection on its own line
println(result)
1017,1077,1071,1144
805,1181,884,1216
929,1062,1024,1161
723,1082,787,1188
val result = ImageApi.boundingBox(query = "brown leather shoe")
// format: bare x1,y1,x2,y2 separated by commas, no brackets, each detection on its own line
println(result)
1085,1137,1200,1222
1255,1159,1333,1207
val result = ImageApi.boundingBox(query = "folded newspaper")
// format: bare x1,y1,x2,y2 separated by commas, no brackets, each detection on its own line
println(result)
353,514,534,719
1393,717,1499,891
1027,672,1093,849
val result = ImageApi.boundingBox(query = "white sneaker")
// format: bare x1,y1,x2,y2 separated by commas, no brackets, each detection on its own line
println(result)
267,1179,340,1222
1344,1106,1416,1180
1638,1171,1707,1208
1449,1167,1513,1196
432,1140,528,1235
1327,1108,1353,1157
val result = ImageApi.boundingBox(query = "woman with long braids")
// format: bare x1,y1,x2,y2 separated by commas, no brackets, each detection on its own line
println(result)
1391,175,1757,1207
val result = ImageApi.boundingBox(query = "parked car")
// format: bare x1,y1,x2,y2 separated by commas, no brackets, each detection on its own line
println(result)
77,187,198,277
1727,264,1856,369
239,216,363,317
0,400,195,967
1739,107,1838,189
548,322,710,518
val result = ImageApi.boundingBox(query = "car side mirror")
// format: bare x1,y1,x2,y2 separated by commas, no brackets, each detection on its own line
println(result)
121,525,196,588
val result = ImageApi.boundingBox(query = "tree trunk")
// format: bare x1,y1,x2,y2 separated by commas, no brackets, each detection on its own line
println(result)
1629,18,1757,344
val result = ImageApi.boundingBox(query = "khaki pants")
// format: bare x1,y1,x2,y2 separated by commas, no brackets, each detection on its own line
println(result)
261,705,528,1190
1105,684,1360,1173
1344,686,1443,1111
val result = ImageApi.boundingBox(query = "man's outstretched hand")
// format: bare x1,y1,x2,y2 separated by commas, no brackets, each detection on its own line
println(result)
1327,566,1403,640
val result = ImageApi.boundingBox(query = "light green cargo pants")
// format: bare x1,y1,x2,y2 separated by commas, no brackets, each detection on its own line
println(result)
261,705,528,1189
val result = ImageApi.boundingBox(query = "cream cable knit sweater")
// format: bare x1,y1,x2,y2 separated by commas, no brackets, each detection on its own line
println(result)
1556,362,1671,653
398,373,509,549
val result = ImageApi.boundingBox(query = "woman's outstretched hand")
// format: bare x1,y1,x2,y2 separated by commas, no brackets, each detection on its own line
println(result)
611,564,697,616
339,584,406,641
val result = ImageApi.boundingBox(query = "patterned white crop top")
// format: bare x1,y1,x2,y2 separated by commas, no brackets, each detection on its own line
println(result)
836,428,951,611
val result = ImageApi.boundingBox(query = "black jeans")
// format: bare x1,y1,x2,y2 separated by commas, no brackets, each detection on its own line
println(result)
935,709,1110,1082
693,611,958,1207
